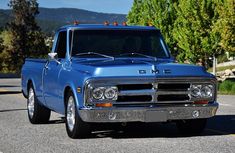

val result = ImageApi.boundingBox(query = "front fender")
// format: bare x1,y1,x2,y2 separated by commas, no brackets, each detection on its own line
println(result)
60,68,91,115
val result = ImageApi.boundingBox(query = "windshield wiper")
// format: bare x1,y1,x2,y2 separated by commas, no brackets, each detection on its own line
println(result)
75,52,114,60
119,53,157,61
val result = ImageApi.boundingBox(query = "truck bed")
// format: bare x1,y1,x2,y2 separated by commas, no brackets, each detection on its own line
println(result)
21,58,47,103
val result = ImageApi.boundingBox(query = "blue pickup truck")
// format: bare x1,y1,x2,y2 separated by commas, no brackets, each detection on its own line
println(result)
21,23,218,138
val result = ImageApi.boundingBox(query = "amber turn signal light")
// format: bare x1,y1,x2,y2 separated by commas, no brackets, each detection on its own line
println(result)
122,22,127,26
104,21,109,26
73,20,79,25
113,21,118,26
96,103,113,107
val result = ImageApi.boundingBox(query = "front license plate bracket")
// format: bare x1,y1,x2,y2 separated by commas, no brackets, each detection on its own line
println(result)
145,111,167,122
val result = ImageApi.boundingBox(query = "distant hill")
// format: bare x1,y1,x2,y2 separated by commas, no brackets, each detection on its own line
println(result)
0,7,127,34
0,11,11,28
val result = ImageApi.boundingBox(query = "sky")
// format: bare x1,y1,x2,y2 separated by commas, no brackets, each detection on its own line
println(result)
0,0,134,14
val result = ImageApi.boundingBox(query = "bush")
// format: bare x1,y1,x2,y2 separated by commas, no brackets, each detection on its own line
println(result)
231,84,235,94
219,80,235,94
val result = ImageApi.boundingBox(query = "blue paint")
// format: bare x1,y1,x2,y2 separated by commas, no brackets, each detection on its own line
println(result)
21,24,215,115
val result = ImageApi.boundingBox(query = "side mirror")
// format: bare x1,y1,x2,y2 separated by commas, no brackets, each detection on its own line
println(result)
48,52,57,60
48,53,61,64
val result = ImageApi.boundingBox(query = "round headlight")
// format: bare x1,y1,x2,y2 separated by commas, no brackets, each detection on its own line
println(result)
191,85,201,97
201,85,213,98
104,87,118,100
92,87,104,100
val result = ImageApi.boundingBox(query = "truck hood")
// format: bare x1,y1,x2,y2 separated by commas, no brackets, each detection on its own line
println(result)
73,58,214,78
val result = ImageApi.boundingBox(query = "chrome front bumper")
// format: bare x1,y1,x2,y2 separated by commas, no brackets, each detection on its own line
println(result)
79,102,219,123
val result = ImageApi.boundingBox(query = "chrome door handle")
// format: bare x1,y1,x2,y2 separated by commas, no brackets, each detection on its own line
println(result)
45,65,49,69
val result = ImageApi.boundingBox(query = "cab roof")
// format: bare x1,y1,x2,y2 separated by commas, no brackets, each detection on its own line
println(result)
59,24,160,31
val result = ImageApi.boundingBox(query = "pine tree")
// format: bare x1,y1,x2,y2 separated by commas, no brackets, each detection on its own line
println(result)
4,0,48,73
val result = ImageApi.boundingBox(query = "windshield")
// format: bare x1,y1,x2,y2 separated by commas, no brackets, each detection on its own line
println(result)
71,29,170,58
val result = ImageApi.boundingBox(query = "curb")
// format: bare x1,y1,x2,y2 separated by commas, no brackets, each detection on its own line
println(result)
0,73,20,78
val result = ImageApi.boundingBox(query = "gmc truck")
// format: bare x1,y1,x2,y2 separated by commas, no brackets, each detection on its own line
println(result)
21,23,218,138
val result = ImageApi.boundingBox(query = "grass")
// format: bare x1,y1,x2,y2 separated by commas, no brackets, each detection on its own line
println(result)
218,80,235,95
207,65,235,72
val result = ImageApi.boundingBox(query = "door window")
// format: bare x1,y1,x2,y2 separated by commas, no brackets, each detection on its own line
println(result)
55,31,67,58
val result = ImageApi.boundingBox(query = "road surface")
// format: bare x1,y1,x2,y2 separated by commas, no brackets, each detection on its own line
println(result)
0,79,234,153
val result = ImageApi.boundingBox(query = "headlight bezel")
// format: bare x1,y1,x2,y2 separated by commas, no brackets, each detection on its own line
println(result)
190,83,215,100
90,86,118,102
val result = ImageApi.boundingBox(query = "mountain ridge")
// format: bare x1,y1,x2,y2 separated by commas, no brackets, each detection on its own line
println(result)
0,7,127,34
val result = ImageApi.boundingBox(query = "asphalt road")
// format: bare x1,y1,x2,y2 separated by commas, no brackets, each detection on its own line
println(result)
0,79,234,153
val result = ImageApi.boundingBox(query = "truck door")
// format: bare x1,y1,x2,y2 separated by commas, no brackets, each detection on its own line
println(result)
43,30,67,111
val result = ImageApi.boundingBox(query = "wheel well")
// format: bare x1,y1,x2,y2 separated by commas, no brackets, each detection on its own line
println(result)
27,80,33,92
64,86,72,106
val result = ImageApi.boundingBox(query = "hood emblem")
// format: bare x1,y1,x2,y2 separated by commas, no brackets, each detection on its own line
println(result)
163,69,171,74
152,69,159,74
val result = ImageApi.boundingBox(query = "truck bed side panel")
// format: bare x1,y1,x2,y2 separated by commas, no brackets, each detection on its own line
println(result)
21,58,47,105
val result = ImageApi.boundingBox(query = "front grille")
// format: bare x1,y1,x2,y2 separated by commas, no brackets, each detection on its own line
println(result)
117,84,152,90
156,83,191,103
117,83,153,103
116,82,191,104
85,78,216,107
158,83,190,91
157,94,190,101
117,95,152,102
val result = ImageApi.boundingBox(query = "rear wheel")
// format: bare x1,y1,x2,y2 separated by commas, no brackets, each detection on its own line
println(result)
176,119,207,135
65,90,91,138
27,84,51,124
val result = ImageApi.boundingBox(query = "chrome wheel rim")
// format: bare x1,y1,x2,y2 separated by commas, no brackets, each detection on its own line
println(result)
28,88,35,118
67,96,75,131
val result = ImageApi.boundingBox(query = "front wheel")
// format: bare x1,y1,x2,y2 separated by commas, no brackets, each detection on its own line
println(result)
65,90,91,138
176,119,207,135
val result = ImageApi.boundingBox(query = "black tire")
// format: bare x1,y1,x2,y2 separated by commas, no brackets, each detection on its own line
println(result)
65,90,91,139
176,119,207,135
27,84,51,124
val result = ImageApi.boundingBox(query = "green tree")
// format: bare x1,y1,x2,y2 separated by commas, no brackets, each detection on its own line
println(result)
127,0,145,25
214,0,235,53
143,0,178,55
0,35,4,59
127,0,178,54
3,0,48,73
173,0,219,67
0,37,3,71
0,30,14,72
